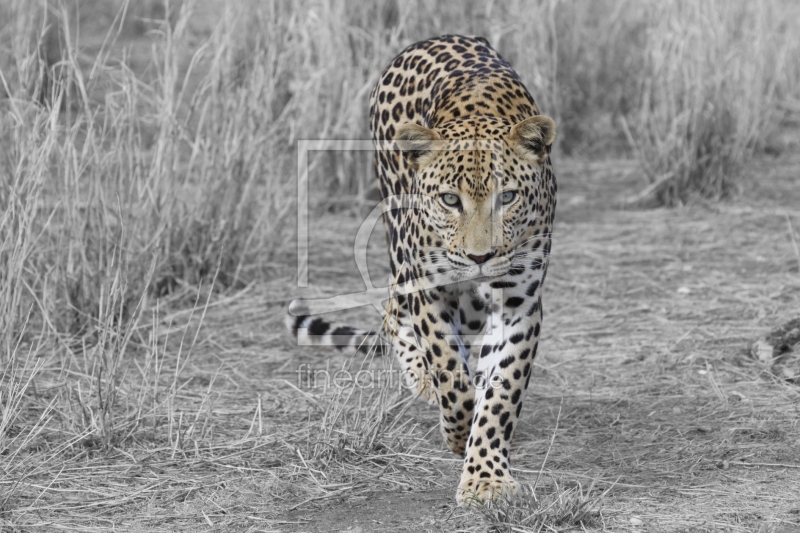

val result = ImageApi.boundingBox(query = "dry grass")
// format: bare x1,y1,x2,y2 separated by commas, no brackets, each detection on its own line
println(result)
0,0,296,334
475,480,606,532
622,0,800,205
2,1,800,531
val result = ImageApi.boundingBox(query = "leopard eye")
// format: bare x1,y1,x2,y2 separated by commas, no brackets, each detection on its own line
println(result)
501,191,517,205
440,193,461,208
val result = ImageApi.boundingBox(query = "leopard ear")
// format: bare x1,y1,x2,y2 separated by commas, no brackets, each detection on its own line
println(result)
508,115,556,164
395,124,442,170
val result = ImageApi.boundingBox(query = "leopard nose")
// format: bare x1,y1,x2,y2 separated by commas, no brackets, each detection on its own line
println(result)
467,251,495,265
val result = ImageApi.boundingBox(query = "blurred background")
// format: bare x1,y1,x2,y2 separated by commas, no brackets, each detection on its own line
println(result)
1,0,799,337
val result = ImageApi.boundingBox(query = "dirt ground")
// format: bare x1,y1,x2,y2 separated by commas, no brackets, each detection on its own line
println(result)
5,155,800,532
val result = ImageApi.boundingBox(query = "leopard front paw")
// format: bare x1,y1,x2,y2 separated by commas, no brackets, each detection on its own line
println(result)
456,475,519,506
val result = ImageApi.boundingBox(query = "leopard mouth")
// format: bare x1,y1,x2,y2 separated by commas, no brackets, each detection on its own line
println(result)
441,255,512,282
478,256,512,278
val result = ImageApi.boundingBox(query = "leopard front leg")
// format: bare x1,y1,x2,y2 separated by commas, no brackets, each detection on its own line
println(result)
456,285,544,506
406,287,475,455
384,296,438,406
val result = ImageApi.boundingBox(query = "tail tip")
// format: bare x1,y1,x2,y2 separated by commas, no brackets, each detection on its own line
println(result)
288,299,310,317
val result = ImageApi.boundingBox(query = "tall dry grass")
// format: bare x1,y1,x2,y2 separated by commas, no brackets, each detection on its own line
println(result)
623,0,800,205
0,0,299,504
211,0,800,201
0,0,295,344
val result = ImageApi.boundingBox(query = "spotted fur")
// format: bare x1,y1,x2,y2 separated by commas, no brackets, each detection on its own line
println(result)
287,35,556,506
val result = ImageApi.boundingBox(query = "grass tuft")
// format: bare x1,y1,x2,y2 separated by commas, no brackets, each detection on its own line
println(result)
304,343,413,463
477,481,606,533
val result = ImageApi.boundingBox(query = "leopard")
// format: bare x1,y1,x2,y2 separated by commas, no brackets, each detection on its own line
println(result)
287,34,557,506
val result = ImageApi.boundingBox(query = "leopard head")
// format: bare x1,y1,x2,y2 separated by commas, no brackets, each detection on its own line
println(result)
395,115,555,281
